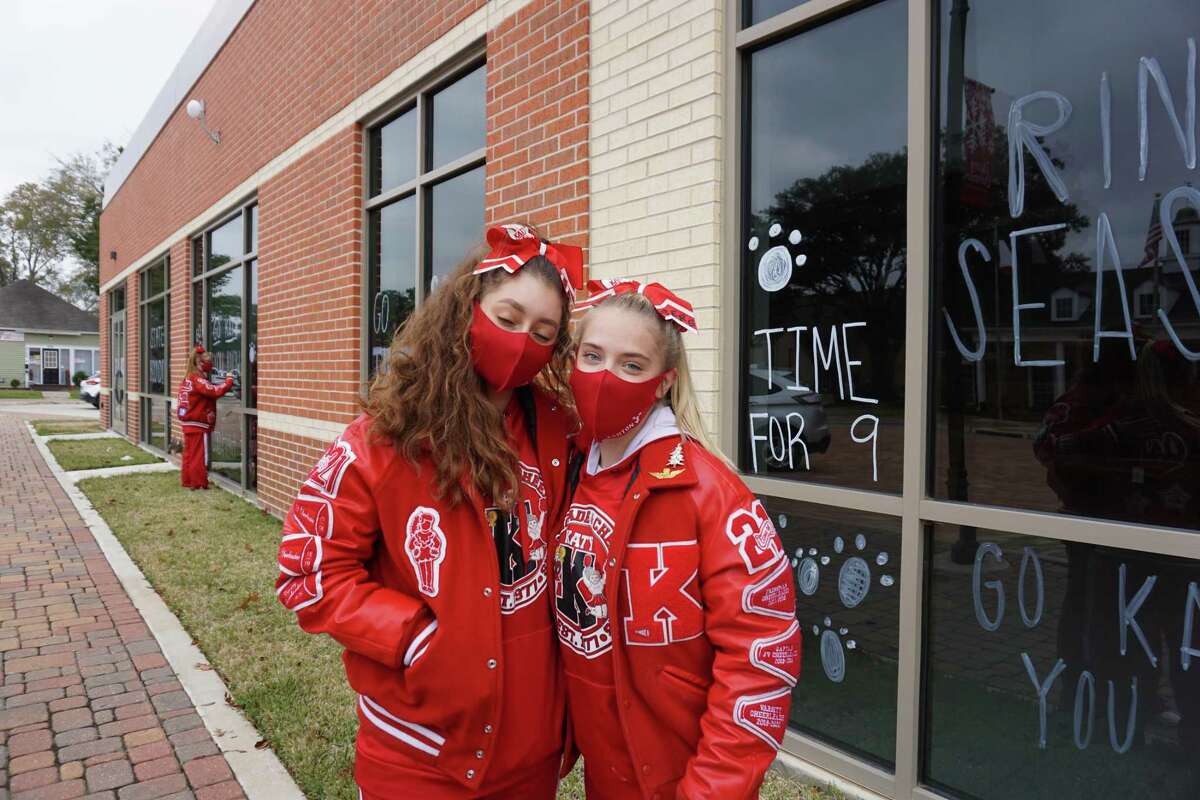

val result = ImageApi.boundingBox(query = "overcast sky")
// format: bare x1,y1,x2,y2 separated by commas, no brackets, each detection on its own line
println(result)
0,0,214,198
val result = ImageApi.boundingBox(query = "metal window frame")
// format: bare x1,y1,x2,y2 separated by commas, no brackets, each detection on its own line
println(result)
722,1,1197,798
359,45,487,385
189,197,259,491
107,282,129,437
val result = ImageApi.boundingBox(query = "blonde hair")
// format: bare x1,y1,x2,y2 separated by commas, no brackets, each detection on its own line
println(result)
184,348,205,377
576,290,730,464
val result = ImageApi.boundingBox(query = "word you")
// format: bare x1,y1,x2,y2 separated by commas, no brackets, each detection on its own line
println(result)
945,37,1200,363
972,542,1200,753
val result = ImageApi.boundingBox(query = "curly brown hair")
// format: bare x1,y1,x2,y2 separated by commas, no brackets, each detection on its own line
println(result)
363,228,574,508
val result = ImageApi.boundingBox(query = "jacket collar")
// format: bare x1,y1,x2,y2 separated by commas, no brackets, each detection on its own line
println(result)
634,436,698,491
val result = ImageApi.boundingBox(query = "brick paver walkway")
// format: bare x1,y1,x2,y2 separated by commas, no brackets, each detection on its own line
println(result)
0,415,245,800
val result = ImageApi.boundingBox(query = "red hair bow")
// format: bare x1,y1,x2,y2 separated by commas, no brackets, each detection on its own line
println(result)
575,279,698,334
473,224,585,301
194,345,205,354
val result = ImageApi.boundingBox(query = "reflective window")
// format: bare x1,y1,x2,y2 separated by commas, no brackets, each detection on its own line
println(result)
365,59,486,377
762,496,900,768
429,64,486,170
191,202,257,490
207,214,241,271
430,166,485,290
923,525,1200,798
371,108,417,196
930,0,1200,531
744,0,810,28
143,298,167,395
740,0,908,493
368,196,417,375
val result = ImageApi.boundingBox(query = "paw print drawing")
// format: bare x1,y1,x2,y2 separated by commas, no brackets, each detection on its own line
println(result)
814,617,856,683
786,526,895,684
748,223,807,293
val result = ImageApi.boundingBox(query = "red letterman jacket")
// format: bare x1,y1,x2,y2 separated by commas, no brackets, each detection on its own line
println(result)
274,388,572,792
558,436,801,800
176,373,233,433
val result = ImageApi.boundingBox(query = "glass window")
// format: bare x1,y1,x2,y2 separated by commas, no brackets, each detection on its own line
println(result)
146,398,168,452
207,214,241,271
365,57,486,377
923,525,1200,799
72,350,94,378
739,0,908,493
763,496,900,768
930,0,1200,531
207,264,243,400
372,108,417,196
429,166,485,290
192,287,203,350
429,64,486,170
143,297,167,395
210,403,243,486
745,0,810,27
368,196,417,375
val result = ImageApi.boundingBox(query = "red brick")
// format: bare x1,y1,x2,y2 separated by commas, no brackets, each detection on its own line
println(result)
182,755,233,789
195,779,245,800
133,755,180,782
8,727,52,756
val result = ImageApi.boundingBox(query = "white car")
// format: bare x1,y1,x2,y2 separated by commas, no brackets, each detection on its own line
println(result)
747,368,831,468
79,372,101,408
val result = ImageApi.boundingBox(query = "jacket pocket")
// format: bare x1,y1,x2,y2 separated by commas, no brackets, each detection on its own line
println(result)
402,617,439,669
357,694,446,759
657,664,712,699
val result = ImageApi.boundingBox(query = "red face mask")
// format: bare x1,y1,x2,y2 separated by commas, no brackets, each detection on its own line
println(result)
470,303,555,391
200,359,214,374
570,367,665,441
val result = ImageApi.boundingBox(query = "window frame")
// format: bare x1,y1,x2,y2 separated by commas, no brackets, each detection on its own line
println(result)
189,198,259,492
138,254,172,453
722,2,1197,798
359,46,487,382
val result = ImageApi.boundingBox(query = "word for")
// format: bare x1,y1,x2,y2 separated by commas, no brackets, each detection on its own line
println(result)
945,37,1200,363
972,542,1200,752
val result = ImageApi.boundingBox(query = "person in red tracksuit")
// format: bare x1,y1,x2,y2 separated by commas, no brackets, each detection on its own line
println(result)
275,224,584,799
176,345,234,490
555,279,801,800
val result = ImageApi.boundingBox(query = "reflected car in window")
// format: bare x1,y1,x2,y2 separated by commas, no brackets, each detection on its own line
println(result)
747,368,831,466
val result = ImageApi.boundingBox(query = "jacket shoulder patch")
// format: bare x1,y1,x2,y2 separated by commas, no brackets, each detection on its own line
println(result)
305,437,357,498
724,499,784,573
287,494,334,539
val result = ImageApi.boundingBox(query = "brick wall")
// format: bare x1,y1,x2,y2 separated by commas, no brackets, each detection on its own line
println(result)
257,125,364,426
100,0,487,288
588,0,723,434
485,0,590,247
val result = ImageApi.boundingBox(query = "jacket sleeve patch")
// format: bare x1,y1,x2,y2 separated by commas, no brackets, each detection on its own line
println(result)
304,438,357,498
724,499,784,574
276,571,323,611
286,494,334,539
742,555,796,620
733,686,792,750
404,507,447,597
750,620,802,686
278,533,323,577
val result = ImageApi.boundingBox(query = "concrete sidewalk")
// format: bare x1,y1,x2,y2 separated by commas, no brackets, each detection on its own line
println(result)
0,414,245,800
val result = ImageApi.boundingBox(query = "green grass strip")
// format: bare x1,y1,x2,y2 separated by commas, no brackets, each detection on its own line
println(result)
47,438,162,471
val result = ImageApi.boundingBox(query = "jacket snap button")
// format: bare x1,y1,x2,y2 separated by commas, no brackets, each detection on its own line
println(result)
633,492,641,499
608,558,616,567
487,658,497,669
484,724,493,734
476,749,484,759
483,587,492,597
642,764,651,774
552,458,561,467
551,405,558,411
466,769,476,779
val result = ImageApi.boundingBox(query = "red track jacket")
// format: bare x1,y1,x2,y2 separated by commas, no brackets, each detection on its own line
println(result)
555,432,801,800
274,388,572,792
176,372,233,433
